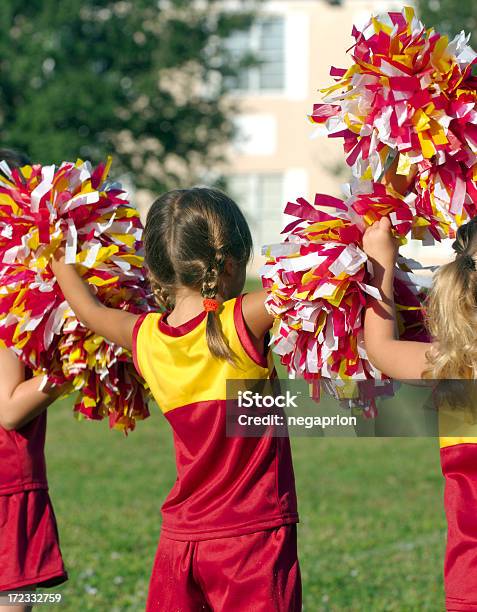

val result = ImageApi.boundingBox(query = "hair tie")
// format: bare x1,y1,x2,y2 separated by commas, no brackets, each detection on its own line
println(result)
460,254,476,272
203,298,219,313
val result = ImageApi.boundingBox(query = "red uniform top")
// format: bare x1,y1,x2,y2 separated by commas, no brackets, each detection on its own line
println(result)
0,365,48,495
133,295,299,541
0,411,48,495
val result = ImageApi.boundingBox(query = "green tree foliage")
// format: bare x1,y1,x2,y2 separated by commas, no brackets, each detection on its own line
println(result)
418,0,477,47
0,0,256,191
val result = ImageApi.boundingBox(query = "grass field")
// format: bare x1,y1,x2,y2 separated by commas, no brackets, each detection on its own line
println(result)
42,278,447,611
44,397,446,612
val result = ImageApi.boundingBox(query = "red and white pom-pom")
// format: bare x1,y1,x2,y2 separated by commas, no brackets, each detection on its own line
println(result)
310,6,477,233
261,187,430,414
0,157,154,432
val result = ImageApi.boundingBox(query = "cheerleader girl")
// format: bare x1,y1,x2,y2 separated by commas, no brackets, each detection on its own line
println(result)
362,214,477,611
0,350,67,612
0,150,67,612
51,187,301,611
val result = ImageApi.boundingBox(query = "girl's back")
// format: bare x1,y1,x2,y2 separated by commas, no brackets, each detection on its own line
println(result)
52,186,302,610
134,294,298,540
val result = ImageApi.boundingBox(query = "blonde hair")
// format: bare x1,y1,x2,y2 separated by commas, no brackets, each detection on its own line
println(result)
423,217,477,379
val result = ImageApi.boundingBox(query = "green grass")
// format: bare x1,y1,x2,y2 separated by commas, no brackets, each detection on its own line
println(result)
43,399,446,611
42,278,446,610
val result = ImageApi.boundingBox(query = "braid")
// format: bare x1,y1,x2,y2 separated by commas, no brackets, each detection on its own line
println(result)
200,250,237,364
201,250,225,299
144,192,177,311
201,265,220,300
150,277,173,311
214,250,226,276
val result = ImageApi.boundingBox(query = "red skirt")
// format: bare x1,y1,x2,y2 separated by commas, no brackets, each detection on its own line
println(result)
0,489,67,591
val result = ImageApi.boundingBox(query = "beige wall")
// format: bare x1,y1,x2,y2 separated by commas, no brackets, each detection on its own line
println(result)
225,0,452,272
137,1,454,274
225,0,426,272
230,0,408,196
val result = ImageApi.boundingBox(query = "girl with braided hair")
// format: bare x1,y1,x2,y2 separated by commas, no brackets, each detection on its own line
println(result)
51,187,301,611
363,215,477,611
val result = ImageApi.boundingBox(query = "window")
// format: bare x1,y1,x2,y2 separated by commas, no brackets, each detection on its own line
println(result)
226,29,251,91
228,173,284,248
258,17,285,91
227,16,285,93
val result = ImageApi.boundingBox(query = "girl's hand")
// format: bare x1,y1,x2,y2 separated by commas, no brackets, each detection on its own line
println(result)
50,247,66,273
50,245,139,351
362,217,398,269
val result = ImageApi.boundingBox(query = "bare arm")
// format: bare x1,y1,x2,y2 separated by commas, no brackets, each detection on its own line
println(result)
51,256,139,351
242,289,274,352
0,349,62,430
363,218,431,380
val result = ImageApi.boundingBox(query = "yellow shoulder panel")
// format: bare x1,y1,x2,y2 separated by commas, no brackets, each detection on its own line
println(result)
439,406,477,447
135,299,272,414
440,437,477,448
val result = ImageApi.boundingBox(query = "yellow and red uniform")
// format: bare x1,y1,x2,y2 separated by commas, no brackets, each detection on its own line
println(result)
133,295,300,611
440,421,477,611
0,363,67,591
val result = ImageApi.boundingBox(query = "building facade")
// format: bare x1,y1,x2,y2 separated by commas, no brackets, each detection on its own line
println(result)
225,0,453,271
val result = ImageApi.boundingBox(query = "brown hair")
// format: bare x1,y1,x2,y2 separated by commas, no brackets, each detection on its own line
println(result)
0,148,31,168
143,187,252,363
423,216,477,379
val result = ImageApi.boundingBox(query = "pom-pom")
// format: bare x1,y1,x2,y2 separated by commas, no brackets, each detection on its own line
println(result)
261,186,430,413
0,158,153,433
311,6,477,233
261,6,476,408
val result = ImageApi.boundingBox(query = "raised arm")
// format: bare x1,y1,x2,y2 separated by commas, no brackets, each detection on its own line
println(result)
51,255,139,351
363,217,430,380
242,288,274,353
0,349,62,430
